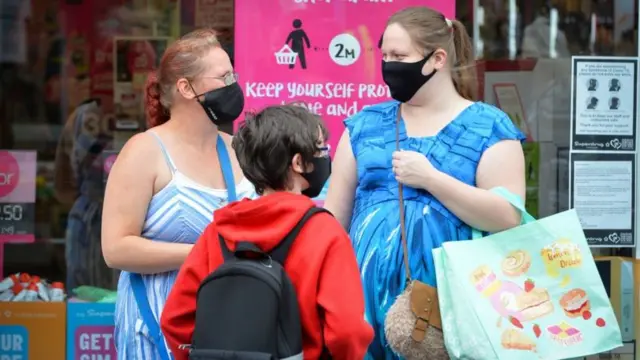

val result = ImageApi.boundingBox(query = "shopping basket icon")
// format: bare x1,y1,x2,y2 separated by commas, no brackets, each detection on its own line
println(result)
274,45,298,65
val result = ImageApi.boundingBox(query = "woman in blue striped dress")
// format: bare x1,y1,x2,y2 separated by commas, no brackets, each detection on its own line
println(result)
101,29,256,360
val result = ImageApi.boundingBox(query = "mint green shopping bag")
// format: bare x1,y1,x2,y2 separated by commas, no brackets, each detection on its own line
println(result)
433,187,622,360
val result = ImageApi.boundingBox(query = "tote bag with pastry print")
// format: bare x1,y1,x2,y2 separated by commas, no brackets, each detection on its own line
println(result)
433,187,622,360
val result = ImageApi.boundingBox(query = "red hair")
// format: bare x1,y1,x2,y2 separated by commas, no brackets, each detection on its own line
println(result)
145,29,221,127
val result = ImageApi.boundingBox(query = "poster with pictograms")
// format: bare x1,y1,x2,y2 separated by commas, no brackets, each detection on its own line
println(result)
234,0,455,157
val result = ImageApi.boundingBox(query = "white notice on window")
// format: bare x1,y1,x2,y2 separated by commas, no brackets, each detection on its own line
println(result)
572,160,632,230
574,60,636,136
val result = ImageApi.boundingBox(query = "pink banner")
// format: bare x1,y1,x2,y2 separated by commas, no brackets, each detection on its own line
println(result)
0,151,37,278
235,0,455,155
0,151,36,203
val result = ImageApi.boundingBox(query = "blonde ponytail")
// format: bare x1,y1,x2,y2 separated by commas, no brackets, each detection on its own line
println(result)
450,19,477,101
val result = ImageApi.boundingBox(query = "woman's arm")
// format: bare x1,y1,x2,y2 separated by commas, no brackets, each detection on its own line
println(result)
101,133,193,273
423,140,526,232
324,131,358,229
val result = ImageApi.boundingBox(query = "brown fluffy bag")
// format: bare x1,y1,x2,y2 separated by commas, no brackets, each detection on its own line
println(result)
383,106,449,360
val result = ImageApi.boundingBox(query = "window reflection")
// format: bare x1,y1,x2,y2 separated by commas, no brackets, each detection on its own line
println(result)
0,0,188,285
0,0,637,295
476,0,638,59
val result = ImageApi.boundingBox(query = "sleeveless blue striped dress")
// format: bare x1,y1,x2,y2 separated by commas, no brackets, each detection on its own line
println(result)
114,132,256,360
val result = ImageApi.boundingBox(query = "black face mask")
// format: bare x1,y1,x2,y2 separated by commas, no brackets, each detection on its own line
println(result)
382,51,437,103
301,155,331,198
195,82,244,125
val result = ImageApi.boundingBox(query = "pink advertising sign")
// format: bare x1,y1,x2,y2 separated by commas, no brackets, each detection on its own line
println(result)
0,150,37,278
235,0,455,155
75,326,117,359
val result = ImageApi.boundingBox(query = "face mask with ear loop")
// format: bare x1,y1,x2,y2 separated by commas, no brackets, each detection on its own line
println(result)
381,50,438,103
188,73,245,125
298,146,331,198
301,155,331,198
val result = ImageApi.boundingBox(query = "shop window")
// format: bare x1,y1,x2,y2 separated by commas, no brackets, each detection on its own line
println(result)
472,0,637,254
0,0,637,357
0,0,239,286
0,0,238,357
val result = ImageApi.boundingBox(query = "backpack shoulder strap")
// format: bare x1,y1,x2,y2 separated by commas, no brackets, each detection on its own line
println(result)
218,235,234,261
270,207,332,264
218,235,265,262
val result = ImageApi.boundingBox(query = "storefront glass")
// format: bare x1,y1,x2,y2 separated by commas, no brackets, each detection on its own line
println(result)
475,0,637,244
0,0,637,358
475,0,638,355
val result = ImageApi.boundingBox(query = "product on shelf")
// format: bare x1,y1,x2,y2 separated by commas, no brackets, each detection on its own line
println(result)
0,283,23,301
0,273,66,302
0,273,19,292
31,276,51,301
71,286,117,303
12,283,29,301
24,283,39,301
49,282,66,302
19,272,31,285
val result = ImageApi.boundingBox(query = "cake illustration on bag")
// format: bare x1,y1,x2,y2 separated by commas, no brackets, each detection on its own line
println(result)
559,288,590,318
470,265,525,319
547,322,583,346
501,329,536,351
502,250,531,277
514,288,554,321
470,265,553,321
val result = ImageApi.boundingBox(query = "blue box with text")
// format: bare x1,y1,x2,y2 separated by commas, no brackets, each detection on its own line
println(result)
66,301,116,360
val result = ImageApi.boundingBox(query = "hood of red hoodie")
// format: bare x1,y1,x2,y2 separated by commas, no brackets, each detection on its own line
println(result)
214,192,316,252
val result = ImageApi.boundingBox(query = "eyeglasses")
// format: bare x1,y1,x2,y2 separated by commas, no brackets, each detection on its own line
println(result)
202,72,239,86
318,145,331,156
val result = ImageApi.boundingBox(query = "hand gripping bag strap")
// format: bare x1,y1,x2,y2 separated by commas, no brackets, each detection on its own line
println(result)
130,274,172,360
216,134,237,202
129,134,237,360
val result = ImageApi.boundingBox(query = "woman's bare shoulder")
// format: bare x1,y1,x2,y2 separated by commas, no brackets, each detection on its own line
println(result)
114,131,162,170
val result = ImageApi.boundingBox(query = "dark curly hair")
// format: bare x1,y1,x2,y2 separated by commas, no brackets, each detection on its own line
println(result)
232,104,328,195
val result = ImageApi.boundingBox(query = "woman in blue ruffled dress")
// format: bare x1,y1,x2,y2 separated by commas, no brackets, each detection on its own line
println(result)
325,7,527,359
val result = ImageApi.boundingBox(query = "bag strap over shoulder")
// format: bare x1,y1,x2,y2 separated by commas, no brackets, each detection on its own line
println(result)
217,134,237,202
130,274,172,360
218,237,265,261
470,187,536,240
218,207,332,264
270,207,331,264
491,187,536,223
395,107,413,285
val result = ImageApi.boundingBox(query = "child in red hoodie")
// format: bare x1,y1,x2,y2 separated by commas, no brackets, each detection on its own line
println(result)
160,104,373,360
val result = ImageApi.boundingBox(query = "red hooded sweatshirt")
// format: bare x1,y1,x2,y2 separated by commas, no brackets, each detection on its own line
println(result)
161,192,373,360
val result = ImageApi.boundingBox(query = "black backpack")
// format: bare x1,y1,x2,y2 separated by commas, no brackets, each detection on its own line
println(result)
188,207,331,360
